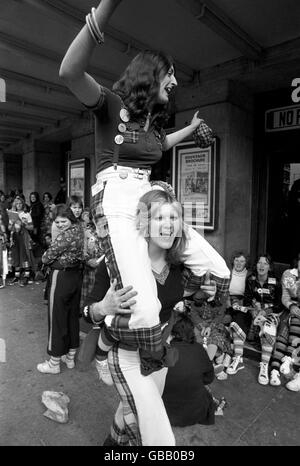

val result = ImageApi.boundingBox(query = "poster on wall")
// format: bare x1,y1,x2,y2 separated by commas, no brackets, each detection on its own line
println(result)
172,139,218,230
67,158,89,206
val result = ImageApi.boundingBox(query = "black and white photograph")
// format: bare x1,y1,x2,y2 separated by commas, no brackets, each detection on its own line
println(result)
0,0,299,452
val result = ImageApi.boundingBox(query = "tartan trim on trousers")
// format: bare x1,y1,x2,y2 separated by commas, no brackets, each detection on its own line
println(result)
109,345,142,446
182,268,230,299
111,417,129,446
108,323,163,353
91,181,163,352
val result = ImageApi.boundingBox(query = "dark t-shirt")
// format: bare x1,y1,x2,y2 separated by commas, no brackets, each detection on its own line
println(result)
88,87,166,174
84,258,184,325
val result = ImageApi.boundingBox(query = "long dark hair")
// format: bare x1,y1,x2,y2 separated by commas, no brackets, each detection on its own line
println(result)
136,189,188,265
113,50,174,127
52,204,76,223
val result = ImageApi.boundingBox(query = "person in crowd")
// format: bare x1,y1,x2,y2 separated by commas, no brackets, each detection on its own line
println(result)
54,178,67,204
82,189,218,446
226,251,250,312
41,192,54,241
8,198,34,286
0,191,9,210
59,0,230,373
51,195,83,242
29,192,44,245
66,195,84,223
162,312,216,427
287,179,300,262
269,254,300,390
0,214,8,288
80,207,103,316
37,204,84,374
226,254,283,385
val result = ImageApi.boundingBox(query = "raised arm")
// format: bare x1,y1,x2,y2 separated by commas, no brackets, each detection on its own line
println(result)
59,0,122,106
162,111,202,151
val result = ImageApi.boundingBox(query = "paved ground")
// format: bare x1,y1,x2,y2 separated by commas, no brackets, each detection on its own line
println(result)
0,281,299,447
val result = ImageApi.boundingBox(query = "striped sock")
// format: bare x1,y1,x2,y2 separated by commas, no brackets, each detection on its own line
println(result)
66,348,76,362
233,334,244,358
261,337,273,364
49,356,60,368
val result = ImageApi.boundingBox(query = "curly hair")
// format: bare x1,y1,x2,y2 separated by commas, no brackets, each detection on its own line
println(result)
136,189,188,265
113,50,174,127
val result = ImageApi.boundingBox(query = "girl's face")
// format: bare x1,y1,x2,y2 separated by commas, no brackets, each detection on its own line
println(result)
55,216,71,231
148,203,181,250
30,194,36,203
256,257,270,277
43,194,50,203
15,200,23,211
70,203,83,219
233,255,247,272
157,66,177,104
82,211,90,225
0,194,5,202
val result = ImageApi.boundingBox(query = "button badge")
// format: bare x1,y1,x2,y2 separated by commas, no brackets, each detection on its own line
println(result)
114,134,124,145
120,108,130,122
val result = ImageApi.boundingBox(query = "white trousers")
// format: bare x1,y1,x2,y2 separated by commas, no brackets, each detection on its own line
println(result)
108,346,172,446
92,166,230,330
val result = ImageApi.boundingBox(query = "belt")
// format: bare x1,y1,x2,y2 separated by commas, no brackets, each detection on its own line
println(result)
97,166,151,182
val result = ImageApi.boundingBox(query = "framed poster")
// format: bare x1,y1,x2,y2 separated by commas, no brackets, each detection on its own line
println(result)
172,139,218,230
67,158,90,206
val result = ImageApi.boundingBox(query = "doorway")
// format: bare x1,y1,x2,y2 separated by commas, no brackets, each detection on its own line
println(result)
267,153,300,265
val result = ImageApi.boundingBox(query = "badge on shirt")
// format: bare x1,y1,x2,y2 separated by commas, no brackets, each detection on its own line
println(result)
120,108,129,122
268,277,277,285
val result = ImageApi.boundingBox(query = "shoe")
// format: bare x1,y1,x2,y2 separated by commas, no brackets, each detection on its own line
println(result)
226,355,244,375
61,354,75,369
216,370,228,380
95,359,113,386
270,369,281,386
37,360,60,374
286,372,300,392
258,362,269,385
280,356,293,375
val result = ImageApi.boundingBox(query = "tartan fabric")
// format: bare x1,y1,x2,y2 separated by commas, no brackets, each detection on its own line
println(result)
111,417,129,446
91,181,163,352
123,130,139,143
230,321,246,341
189,302,232,354
79,266,97,312
182,267,230,300
109,345,142,446
192,121,214,148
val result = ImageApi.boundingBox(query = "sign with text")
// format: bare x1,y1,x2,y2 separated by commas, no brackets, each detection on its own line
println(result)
265,105,300,132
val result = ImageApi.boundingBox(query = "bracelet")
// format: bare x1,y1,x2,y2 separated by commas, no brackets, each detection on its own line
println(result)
85,8,105,45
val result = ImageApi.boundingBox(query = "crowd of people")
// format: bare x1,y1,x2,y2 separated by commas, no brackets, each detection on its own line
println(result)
1,0,299,447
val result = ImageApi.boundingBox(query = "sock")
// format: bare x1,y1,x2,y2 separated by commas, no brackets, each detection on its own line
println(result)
49,356,60,368
66,348,76,362
233,334,244,358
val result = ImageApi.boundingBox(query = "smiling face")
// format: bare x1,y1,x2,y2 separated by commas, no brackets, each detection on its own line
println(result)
256,256,270,277
14,199,23,211
148,202,182,250
157,66,177,104
55,215,72,232
233,255,247,272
